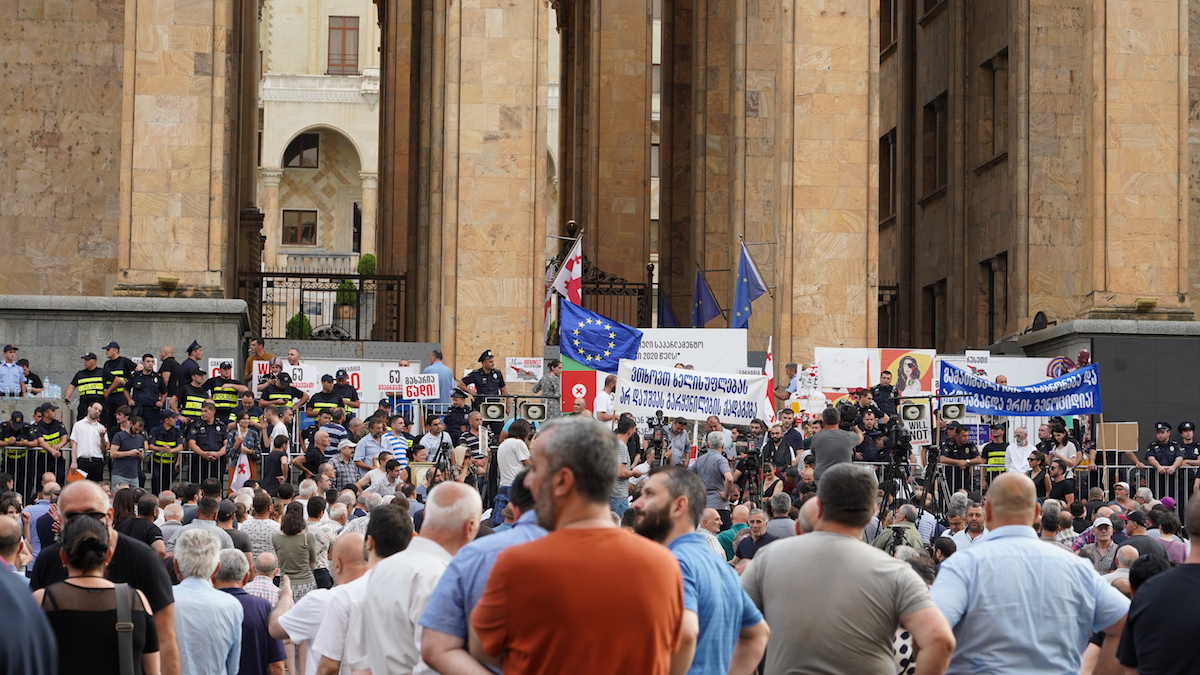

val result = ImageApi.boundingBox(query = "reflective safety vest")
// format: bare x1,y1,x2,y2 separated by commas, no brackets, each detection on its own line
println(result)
262,386,298,408
1,424,30,459
986,450,1007,473
74,369,107,400
36,421,66,456
307,391,341,415
208,379,240,414
178,385,208,420
149,428,182,464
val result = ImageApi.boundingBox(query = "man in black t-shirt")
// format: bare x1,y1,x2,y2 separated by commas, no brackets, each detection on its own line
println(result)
115,493,167,558
30,481,179,673
16,359,43,395
1048,458,1076,503
101,341,141,428
159,345,181,399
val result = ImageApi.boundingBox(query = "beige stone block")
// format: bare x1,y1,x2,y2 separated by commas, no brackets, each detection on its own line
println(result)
135,74,190,96
1107,29,1178,57
131,192,170,217
171,167,210,194
132,144,171,170
132,168,171,193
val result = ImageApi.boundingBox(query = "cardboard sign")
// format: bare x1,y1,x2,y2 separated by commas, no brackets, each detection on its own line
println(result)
899,400,932,446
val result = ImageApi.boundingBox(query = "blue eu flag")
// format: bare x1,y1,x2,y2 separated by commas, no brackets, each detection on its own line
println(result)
559,300,644,374
658,292,681,328
691,268,721,327
731,243,768,329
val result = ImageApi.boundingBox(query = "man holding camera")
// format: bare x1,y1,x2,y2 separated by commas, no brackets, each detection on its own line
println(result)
810,407,860,481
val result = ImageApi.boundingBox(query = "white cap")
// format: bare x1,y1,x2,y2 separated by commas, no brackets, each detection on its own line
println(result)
1115,481,1130,490
1093,517,1113,528
338,439,355,449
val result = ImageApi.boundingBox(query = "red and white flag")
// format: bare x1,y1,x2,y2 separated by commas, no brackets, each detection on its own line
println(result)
763,337,777,425
552,238,583,305
231,453,251,492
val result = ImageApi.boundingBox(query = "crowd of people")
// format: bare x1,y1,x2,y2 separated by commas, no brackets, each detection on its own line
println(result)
3,344,1200,674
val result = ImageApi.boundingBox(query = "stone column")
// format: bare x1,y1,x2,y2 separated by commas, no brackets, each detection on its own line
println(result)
260,170,283,270
359,172,378,258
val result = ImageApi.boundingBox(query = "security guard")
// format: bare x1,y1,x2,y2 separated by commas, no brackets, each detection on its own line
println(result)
147,410,184,494
187,402,229,485
443,389,472,445
981,423,1009,482
174,369,211,426
203,361,248,424
459,350,507,404
939,422,983,492
64,352,111,420
261,371,308,410
128,353,167,428
1,411,38,499
1179,421,1200,464
1145,422,1183,475
332,369,361,417
101,341,140,428
306,375,343,417
34,402,69,485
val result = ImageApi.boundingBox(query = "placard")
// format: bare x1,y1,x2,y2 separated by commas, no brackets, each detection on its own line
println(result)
506,358,544,384
377,367,416,394
402,373,441,400
634,329,748,373
938,361,1103,416
899,400,932,446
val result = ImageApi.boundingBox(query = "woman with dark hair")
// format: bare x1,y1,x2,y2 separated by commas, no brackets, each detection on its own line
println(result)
272,501,318,601
1154,510,1187,564
532,359,563,418
111,487,137,527
34,515,160,675
898,356,922,396
1048,423,1081,478
227,411,262,489
1027,451,1051,499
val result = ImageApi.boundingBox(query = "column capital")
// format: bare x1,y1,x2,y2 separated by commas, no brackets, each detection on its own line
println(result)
359,172,379,190
260,168,284,186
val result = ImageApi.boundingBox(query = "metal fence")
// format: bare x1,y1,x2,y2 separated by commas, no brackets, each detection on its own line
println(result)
238,272,406,341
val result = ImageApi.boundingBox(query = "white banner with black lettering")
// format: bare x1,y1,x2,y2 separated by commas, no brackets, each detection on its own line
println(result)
614,359,770,425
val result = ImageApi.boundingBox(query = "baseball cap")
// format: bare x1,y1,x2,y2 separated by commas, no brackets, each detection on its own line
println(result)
2,344,16,352
103,341,120,350
9,411,24,427
219,361,232,370
217,499,236,521
82,352,97,360
1115,481,1130,490
989,422,1006,430
337,439,355,450
277,372,292,384
378,398,391,407
336,369,349,379
321,374,335,382
36,402,58,413
1126,510,1147,526
161,409,178,418
1092,517,1112,528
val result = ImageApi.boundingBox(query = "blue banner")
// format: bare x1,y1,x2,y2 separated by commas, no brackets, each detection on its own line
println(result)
938,361,1103,416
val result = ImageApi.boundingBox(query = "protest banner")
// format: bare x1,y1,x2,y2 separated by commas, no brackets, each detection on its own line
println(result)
938,361,1103,416
506,357,544,384
377,366,416,394
634,329,748,373
614,359,770,425
899,400,932,446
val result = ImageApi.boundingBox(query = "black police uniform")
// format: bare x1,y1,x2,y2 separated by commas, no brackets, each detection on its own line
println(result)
307,390,342,417
0,419,37,500
147,422,184,494
177,353,203,388
463,355,506,435
187,418,229,484
855,402,887,427
203,376,242,423
176,382,210,426
261,374,305,409
69,366,110,420
1145,422,1183,500
332,382,359,414
128,369,166,427
1178,422,1200,462
855,432,885,462
102,355,139,427
939,438,980,492
443,400,471,445
35,416,68,485
870,383,898,418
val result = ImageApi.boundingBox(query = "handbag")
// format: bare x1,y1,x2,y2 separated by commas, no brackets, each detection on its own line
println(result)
115,582,135,675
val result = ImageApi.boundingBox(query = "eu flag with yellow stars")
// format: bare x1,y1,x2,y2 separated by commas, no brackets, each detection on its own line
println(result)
559,300,644,374
731,242,768,329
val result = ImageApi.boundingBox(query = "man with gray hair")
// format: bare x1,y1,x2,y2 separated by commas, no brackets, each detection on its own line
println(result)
690,430,735,530
245,551,281,607
1102,544,1139,595
339,492,384,536
367,481,482,675
172,528,244,675
766,492,796,539
810,407,859,481
873,504,924,553
214,549,286,675
742,463,954,675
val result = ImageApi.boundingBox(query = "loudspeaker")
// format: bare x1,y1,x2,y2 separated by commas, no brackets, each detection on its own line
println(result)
900,403,927,422
519,402,547,422
940,403,965,421
480,400,507,422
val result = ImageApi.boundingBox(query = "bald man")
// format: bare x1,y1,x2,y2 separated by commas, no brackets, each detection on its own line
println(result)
28,480,181,675
796,497,820,535
717,504,751,560
931,473,1129,674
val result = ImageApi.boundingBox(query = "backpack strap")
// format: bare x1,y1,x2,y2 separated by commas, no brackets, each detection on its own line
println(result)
115,582,135,675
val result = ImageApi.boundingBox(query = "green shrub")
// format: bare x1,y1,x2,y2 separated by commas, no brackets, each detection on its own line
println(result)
357,253,377,275
286,312,313,340
335,279,358,305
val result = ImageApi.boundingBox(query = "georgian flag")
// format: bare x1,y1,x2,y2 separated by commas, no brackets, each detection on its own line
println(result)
552,238,583,305
763,337,777,425
231,453,251,492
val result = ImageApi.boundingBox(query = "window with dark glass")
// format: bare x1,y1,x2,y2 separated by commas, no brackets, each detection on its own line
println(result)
283,133,319,168
282,210,317,246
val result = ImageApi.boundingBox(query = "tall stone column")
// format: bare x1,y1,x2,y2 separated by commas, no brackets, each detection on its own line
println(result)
359,172,378,258
260,170,283,270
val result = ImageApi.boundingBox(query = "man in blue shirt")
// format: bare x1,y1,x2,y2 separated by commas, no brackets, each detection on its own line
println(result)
213,549,286,675
419,469,547,673
931,473,1129,674
633,465,768,674
0,345,26,397
171,527,244,675
424,350,455,407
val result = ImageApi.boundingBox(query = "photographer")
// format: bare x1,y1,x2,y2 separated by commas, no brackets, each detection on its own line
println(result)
872,504,925,554
811,407,861,480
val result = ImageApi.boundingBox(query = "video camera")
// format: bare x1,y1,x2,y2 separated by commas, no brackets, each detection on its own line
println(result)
837,403,858,432
647,410,668,464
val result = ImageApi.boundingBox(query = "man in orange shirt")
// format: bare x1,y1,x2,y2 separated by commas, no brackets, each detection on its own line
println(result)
470,416,690,675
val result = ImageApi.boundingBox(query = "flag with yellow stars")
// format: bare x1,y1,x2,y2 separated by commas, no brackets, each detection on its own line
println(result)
559,300,644,374
731,242,768,329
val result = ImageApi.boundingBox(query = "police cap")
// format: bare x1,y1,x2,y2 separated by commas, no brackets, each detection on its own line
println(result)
478,350,494,362
1179,421,1195,433
1155,422,1171,432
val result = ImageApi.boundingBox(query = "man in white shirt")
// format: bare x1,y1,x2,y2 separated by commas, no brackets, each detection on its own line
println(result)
1005,426,1031,474
593,375,616,427
367,482,481,675
418,415,453,462
951,502,989,550
491,419,532,526
68,401,108,481
364,460,406,498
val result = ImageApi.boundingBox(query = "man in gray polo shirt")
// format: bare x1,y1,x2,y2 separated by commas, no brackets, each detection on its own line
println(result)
689,431,734,530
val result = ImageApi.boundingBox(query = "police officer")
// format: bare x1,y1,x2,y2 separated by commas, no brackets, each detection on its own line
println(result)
443,389,472,445
203,361,248,424
174,369,211,427
34,402,68,486
147,410,184,494
459,350,507,404
1,411,38,500
332,369,360,417
306,375,342,418
261,371,308,410
177,340,204,386
870,370,898,420
939,422,982,492
128,353,167,428
100,341,140,428
1146,422,1183,476
231,392,265,434
1179,421,1200,464
64,352,111,421
980,422,1009,487
852,388,890,427
187,402,229,485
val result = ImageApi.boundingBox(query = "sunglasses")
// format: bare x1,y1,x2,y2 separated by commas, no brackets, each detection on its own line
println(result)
65,510,107,521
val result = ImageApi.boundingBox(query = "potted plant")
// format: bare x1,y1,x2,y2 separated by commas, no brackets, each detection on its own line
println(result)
335,279,358,319
357,253,376,275
285,312,313,340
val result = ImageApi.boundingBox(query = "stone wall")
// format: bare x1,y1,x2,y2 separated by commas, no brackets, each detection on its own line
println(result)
0,0,126,296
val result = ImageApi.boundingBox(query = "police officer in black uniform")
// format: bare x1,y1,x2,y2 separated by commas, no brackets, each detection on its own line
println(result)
64,352,110,421
1,411,39,500
203,361,248,424
306,375,343,418
34,402,68,485
261,371,308,411
1178,421,1199,464
147,410,184,494
177,340,204,387
443,389,472,445
459,350,507,435
870,370,899,420
1145,422,1183,500
187,402,229,486
128,353,167,428
175,369,211,428
939,422,982,492
332,370,360,419
100,341,140,429
852,388,890,428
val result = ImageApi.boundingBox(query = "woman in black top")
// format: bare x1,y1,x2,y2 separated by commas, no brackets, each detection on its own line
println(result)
1027,450,1051,500
34,515,160,675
